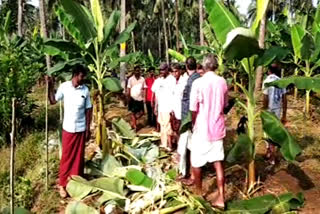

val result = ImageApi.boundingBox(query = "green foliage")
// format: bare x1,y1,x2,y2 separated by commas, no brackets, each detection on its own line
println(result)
224,27,262,62
205,0,240,45
256,46,290,67
1,207,31,214
226,192,304,213
126,169,154,189
0,11,44,144
66,176,125,201
179,111,192,134
226,134,254,163
265,76,320,92
102,77,122,92
112,117,136,139
65,201,99,214
261,111,302,161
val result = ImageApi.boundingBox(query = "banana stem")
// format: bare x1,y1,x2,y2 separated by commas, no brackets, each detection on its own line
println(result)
305,90,311,116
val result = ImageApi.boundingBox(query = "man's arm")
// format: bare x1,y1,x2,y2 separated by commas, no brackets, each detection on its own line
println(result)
282,94,287,123
85,108,92,141
263,94,269,110
45,76,57,105
191,111,198,128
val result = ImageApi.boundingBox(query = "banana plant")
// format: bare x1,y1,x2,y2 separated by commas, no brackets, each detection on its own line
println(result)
205,0,301,192
43,0,138,152
280,8,320,115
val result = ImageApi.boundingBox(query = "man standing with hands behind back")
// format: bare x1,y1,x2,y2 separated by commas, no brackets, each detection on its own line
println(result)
189,54,228,209
46,65,92,198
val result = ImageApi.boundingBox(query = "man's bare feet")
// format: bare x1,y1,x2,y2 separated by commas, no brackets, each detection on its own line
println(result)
59,186,68,198
211,196,225,209
180,178,195,186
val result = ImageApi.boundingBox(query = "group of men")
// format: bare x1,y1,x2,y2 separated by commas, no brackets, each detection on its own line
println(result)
126,55,288,208
126,54,228,208
46,53,287,205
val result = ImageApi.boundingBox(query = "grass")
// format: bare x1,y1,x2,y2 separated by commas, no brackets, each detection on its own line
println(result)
0,84,62,213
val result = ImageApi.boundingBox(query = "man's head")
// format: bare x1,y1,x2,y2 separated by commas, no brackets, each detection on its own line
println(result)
147,67,155,78
202,54,218,72
197,63,204,76
185,57,197,74
268,63,281,77
134,65,141,79
171,63,181,80
180,64,187,75
159,62,169,78
72,65,88,86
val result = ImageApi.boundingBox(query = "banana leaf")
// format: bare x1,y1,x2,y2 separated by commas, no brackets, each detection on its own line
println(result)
65,201,99,214
179,111,192,134
251,0,270,34
112,117,136,138
46,58,84,75
265,76,320,92
90,0,104,42
114,21,137,46
260,111,301,161
310,32,320,62
102,77,122,92
125,168,154,189
103,10,121,43
66,175,126,200
291,25,305,60
224,27,262,62
312,4,320,36
57,0,96,46
226,134,254,163
108,52,142,69
100,155,122,175
168,49,186,62
226,192,304,214
271,193,304,213
44,39,82,54
205,0,240,45
300,33,314,61
143,144,159,164
66,176,94,200
255,46,290,67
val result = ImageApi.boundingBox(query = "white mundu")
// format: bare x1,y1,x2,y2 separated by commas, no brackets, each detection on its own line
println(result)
55,81,92,133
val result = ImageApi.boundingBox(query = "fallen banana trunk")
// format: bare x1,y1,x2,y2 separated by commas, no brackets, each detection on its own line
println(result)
125,185,180,214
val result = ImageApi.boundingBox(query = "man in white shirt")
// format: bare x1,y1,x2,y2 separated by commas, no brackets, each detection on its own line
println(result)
152,63,176,150
46,65,92,198
127,66,147,130
171,64,188,146
263,63,287,165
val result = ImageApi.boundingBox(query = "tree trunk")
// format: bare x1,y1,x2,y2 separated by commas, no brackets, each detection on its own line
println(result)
175,0,179,51
131,32,136,52
158,24,162,58
10,98,16,214
168,20,172,49
254,14,266,93
161,0,169,64
199,0,204,46
120,0,126,90
17,0,23,36
39,0,51,190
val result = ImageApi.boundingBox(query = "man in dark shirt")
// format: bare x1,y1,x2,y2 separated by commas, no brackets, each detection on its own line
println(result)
178,57,200,180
